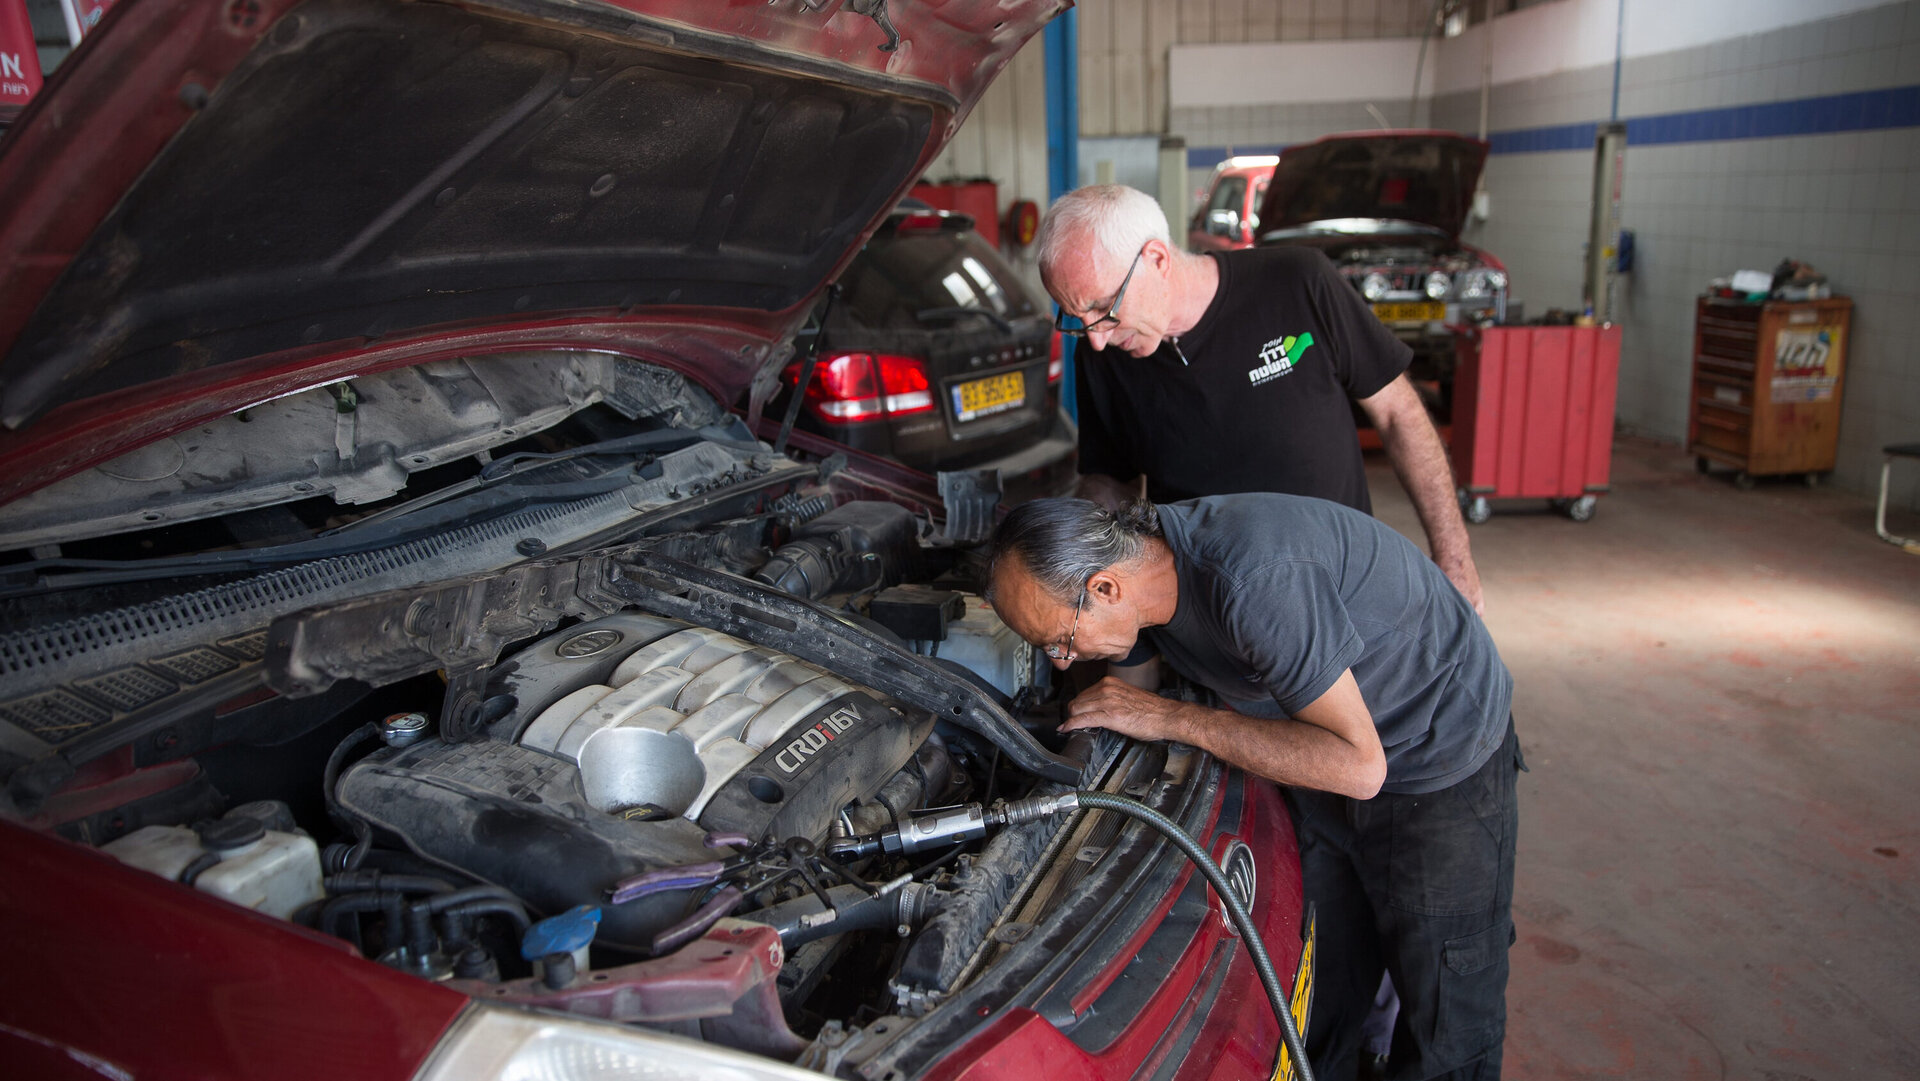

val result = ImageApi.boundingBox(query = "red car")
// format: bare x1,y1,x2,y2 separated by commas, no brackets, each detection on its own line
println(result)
1254,131,1508,420
0,2,1308,1080
1186,155,1278,253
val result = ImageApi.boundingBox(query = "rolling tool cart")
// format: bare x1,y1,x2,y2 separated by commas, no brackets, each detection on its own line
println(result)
1451,324,1622,523
1687,297,1852,488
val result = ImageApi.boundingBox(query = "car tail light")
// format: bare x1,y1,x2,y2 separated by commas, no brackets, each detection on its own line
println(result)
786,352,934,423
894,212,947,234
1047,332,1063,384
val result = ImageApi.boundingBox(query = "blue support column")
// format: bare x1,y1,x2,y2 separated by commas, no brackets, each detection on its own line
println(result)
1043,9,1079,203
1043,8,1079,419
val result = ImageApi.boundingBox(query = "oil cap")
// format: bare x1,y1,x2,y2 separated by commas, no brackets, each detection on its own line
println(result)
380,712,431,748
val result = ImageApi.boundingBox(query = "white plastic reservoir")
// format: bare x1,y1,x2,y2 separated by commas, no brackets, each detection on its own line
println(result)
935,595,1039,698
104,823,325,921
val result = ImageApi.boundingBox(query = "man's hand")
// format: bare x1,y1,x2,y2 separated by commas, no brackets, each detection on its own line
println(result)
1060,676,1188,742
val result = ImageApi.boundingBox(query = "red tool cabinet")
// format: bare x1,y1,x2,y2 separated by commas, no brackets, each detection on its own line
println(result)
1450,324,1622,523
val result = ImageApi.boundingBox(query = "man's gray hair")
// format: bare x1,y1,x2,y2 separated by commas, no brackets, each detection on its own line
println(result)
1034,185,1171,281
987,497,1164,604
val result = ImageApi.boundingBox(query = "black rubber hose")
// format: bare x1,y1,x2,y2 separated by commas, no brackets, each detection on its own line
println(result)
418,885,531,915
436,898,533,938
759,883,938,949
324,872,457,896
322,723,383,871
177,851,222,887
1074,790,1314,1081
318,890,409,948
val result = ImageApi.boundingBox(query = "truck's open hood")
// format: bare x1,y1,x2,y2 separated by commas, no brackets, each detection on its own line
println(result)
1257,130,1488,238
0,0,1059,504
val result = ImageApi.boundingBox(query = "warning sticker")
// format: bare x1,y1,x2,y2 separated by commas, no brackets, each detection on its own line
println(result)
1771,327,1842,403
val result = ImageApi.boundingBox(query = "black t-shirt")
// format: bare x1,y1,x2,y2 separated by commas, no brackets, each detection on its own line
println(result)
1076,246,1412,513
1148,496,1513,795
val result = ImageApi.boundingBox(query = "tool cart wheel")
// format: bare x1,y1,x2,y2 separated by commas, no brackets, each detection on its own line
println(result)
1565,495,1597,521
1804,471,1822,488
1465,497,1492,524
1734,471,1757,490
1695,455,1710,474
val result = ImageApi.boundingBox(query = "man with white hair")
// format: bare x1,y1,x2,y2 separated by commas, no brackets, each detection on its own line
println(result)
1036,184,1482,613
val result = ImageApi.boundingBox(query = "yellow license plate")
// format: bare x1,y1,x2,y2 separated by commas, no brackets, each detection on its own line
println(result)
1271,907,1316,1081
952,371,1025,422
1373,301,1445,323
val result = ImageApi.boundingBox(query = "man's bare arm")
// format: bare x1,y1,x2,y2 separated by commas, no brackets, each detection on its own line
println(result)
1059,671,1386,799
1357,374,1485,613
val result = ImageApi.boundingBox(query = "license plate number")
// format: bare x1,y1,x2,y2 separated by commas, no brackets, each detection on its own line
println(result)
952,371,1025,422
1373,301,1445,323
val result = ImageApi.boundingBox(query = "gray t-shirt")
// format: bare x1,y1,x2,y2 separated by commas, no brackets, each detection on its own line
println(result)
1147,495,1512,795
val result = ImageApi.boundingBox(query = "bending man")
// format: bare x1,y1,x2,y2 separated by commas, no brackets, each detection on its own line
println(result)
988,495,1521,1081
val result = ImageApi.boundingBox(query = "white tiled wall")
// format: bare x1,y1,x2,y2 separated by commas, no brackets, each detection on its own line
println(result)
1173,98,1433,206
1429,1,1920,506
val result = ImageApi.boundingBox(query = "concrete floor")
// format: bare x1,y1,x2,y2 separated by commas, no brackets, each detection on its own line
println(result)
1366,435,1920,1081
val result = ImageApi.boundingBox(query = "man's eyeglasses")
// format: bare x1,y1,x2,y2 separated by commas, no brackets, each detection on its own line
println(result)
1043,587,1088,662
1054,243,1148,338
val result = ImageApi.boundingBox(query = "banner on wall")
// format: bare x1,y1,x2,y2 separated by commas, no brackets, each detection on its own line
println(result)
1,0,45,121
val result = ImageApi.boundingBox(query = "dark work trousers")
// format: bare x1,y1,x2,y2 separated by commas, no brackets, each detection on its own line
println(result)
1282,719,1523,1081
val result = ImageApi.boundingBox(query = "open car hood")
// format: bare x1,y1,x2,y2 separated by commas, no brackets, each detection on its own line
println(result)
0,0,1058,504
1257,130,1488,238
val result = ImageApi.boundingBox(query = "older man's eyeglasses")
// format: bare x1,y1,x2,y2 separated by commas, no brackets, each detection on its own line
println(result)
1054,243,1148,338
1043,587,1089,662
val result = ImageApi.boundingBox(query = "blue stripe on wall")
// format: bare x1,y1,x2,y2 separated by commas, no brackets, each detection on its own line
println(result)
1490,83,1920,154
1489,122,1600,154
1186,84,1920,167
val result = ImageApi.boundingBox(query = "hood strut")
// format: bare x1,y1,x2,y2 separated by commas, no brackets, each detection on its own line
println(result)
774,284,840,458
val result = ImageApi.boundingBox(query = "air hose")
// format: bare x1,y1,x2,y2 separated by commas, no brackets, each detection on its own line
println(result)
990,791,1315,1081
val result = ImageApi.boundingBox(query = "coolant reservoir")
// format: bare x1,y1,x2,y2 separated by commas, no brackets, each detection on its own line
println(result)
938,596,1039,698
103,816,325,921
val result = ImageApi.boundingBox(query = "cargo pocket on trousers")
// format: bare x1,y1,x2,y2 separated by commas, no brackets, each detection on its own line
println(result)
1433,921,1512,1063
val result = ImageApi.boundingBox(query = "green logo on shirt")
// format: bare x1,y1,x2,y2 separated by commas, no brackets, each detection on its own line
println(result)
1248,332,1315,386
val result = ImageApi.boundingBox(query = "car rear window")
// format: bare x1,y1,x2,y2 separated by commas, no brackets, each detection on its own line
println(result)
835,228,1038,331
1209,176,1247,215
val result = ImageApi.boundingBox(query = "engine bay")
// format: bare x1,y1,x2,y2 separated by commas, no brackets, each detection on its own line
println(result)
0,351,1190,1075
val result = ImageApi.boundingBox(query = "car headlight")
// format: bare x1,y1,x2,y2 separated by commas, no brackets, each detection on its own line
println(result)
1460,270,1489,299
1424,271,1450,300
1486,269,1508,292
1361,272,1390,301
416,1007,832,1081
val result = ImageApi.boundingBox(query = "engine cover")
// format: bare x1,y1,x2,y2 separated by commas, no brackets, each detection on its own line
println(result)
336,614,934,948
